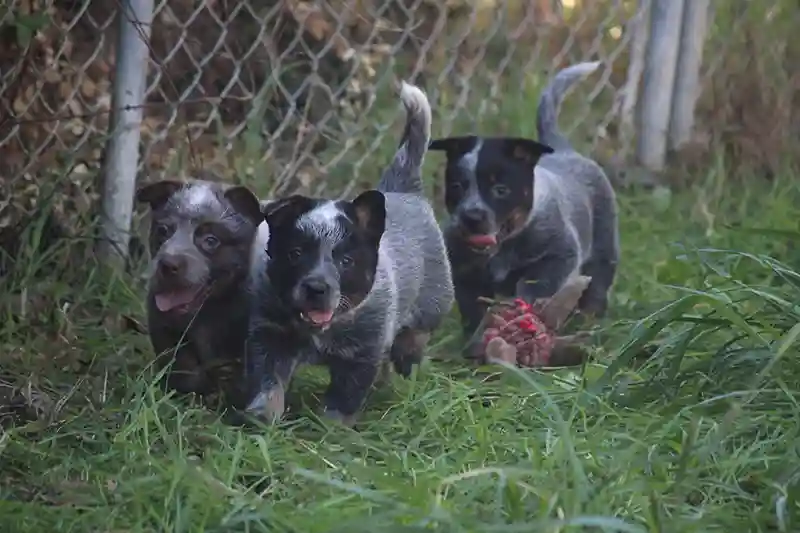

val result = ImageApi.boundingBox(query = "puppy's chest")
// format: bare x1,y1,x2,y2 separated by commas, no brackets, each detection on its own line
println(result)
487,227,557,290
487,247,522,287
192,315,248,356
297,324,374,363
449,242,516,291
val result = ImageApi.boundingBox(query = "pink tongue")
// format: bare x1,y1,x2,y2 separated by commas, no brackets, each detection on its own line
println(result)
155,288,199,312
306,310,334,324
468,234,497,247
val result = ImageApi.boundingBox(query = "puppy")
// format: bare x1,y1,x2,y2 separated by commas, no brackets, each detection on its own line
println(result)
429,61,619,342
136,177,268,403
245,81,454,427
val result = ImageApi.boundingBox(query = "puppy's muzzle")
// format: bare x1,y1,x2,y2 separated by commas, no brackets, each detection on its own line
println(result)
458,208,497,248
158,253,187,281
301,277,329,302
295,276,337,327
152,252,208,313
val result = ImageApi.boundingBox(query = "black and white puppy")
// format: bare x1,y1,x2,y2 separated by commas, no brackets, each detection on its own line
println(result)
245,81,454,427
429,61,620,342
137,177,269,403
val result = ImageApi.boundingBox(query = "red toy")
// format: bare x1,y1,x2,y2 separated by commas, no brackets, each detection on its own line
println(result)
474,275,593,368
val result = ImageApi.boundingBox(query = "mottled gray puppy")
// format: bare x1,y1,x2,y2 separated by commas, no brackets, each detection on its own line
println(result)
429,61,620,342
137,177,268,403
245,81,455,427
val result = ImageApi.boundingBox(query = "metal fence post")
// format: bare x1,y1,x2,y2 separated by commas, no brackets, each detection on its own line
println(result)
619,0,651,158
636,0,686,171
98,0,155,265
669,0,711,151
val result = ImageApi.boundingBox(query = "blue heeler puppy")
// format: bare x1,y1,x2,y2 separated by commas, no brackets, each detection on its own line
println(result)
137,176,269,403
428,61,620,344
245,81,455,427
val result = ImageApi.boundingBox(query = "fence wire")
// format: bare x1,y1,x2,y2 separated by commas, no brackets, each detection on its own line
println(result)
0,0,797,253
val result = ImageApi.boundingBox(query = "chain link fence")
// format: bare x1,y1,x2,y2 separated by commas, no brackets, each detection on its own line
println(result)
0,0,797,263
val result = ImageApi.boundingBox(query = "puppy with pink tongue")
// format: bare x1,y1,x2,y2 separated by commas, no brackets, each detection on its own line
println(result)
153,286,206,314
137,176,268,404
303,309,334,326
244,81,454,428
466,234,497,249
430,61,619,352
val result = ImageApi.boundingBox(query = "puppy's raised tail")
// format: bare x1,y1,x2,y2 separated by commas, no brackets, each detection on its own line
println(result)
536,61,601,151
377,80,432,195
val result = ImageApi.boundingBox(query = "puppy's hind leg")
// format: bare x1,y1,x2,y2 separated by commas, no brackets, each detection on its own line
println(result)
578,256,617,317
515,245,580,304
579,199,619,317
389,327,431,378
392,273,455,375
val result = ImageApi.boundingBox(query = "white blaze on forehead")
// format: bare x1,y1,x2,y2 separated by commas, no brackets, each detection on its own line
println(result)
187,183,216,208
296,200,346,242
456,138,485,210
173,183,220,213
457,138,482,173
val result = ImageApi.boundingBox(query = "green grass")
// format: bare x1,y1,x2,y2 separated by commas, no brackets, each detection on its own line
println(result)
3,163,800,531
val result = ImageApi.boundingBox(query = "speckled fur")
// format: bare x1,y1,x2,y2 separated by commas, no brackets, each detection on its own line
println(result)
431,62,619,341
245,82,454,425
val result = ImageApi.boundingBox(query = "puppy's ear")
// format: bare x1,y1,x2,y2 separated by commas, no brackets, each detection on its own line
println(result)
428,136,478,160
263,195,316,228
136,180,184,210
351,190,386,244
502,138,555,167
259,199,276,216
224,185,262,226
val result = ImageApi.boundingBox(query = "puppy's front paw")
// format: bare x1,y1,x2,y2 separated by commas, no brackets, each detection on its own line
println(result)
245,384,286,424
463,333,487,360
577,295,608,319
322,408,357,428
373,359,393,388
165,366,212,396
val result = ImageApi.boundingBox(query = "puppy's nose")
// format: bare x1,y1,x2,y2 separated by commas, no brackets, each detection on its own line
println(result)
159,254,187,277
302,278,329,298
461,208,488,225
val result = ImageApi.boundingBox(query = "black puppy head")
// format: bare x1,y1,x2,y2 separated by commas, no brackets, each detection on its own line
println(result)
264,190,386,330
429,136,554,249
136,178,262,315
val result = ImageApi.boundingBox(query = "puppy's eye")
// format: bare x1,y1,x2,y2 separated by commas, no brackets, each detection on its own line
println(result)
340,255,354,268
448,182,464,193
491,184,510,198
202,234,220,252
288,248,302,262
155,223,172,239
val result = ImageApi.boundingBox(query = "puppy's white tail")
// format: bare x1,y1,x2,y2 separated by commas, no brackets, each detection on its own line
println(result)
536,61,601,152
377,81,432,194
